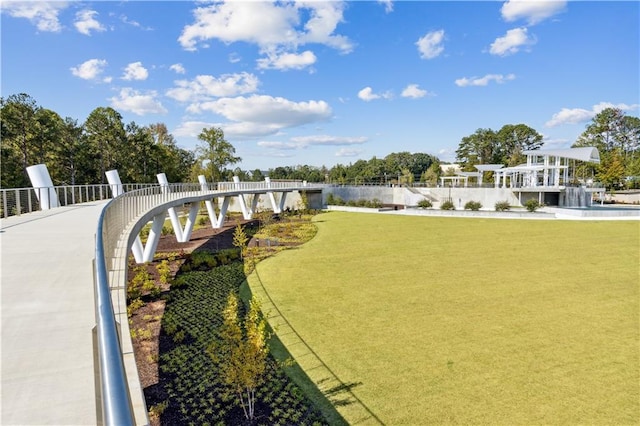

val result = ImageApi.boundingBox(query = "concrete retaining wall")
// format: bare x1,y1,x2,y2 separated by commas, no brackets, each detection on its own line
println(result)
323,186,522,209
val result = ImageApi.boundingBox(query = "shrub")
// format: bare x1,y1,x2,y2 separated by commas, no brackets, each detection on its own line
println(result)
524,198,543,212
157,260,172,284
440,200,455,210
417,199,433,209
127,298,145,317
326,193,344,205
464,201,482,211
495,201,511,211
370,198,383,208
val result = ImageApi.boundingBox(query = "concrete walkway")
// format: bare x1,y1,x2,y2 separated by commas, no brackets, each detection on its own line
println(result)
1,201,109,425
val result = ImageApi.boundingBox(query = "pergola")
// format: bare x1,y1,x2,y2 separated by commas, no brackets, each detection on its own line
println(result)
477,147,600,189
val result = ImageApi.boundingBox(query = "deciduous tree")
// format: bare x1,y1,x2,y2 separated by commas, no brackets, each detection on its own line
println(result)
84,107,126,183
208,293,269,420
194,127,240,183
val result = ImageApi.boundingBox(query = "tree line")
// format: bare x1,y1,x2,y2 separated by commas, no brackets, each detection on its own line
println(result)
2,93,638,189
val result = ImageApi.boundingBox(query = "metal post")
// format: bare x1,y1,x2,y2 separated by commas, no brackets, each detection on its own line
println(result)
15,189,21,215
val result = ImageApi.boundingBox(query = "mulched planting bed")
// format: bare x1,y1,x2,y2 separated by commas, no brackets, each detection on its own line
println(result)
127,215,327,425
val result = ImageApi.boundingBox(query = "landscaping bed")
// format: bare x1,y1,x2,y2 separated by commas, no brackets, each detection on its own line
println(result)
127,214,328,425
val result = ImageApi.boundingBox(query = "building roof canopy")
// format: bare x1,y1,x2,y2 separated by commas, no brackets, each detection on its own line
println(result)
475,164,504,172
522,147,600,164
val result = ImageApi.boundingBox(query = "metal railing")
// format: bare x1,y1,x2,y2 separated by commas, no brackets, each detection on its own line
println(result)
94,180,315,425
95,183,217,425
0,184,156,218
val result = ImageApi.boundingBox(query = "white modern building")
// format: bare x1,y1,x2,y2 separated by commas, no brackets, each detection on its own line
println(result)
442,147,604,207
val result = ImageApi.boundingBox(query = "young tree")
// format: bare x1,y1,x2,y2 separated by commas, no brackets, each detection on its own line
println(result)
232,222,249,259
195,127,241,183
208,293,269,420
421,162,441,186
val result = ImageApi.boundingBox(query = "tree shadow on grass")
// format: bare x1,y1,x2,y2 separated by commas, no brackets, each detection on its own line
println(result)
241,277,385,425
267,329,350,426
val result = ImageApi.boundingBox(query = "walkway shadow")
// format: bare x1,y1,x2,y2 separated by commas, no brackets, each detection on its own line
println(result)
243,267,385,426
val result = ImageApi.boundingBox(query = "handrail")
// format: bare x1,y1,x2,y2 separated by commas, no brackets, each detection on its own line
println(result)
94,180,316,425
0,183,157,218
95,199,135,425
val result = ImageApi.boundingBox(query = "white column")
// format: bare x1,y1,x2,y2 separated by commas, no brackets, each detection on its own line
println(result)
107,169,145,261
157,173,184,242
157,172,170,194
105,169,124,197
213,196,231,228
543,155,549,187
199,175,218,229
233,176,251,219
142,214,166,263
265,177,281,213
26,164,59,210
181,203,200,242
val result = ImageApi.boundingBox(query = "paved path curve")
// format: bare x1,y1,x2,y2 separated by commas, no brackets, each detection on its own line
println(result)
1,201,108,425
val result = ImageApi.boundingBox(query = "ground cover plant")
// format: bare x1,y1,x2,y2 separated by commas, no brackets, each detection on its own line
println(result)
246,212,639,424
128,213,329,425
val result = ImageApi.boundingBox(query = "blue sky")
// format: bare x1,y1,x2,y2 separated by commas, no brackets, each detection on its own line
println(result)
2,1,638,171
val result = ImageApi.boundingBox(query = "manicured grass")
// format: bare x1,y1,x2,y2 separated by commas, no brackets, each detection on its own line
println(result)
247,212,639,425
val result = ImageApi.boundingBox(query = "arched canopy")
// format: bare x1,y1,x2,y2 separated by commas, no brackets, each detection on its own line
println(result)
522,147,600,164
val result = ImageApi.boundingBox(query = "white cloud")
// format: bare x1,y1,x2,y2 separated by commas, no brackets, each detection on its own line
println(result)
229,53,241,63
179,2,297,50
257,141,299,150
378,0,394,13
1,1,68,32
177,95,333,138
301,2,353,52
455,73,516,87
173,121,217,138
416,30,445,60
258,137,366,151
545,102,639,127
178,1,353,69
119,14,152,31
489,27,535,56
401,84,428,99
170,63,186,74
166,72,260,103
121,62,148,81
501,0,567,25
541,137,571,149
70,58,109,81
221,121,285,138
335,148,364,157
74,9,105,36
290,135,367,146
194,95,332,128
109,88,167,116
358,86,392,101
257,50,317,70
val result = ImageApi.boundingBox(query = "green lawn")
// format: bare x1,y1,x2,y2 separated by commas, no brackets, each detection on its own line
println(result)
247,212,639,425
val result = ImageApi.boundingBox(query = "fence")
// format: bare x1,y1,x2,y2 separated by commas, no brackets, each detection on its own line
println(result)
0,184,156,218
